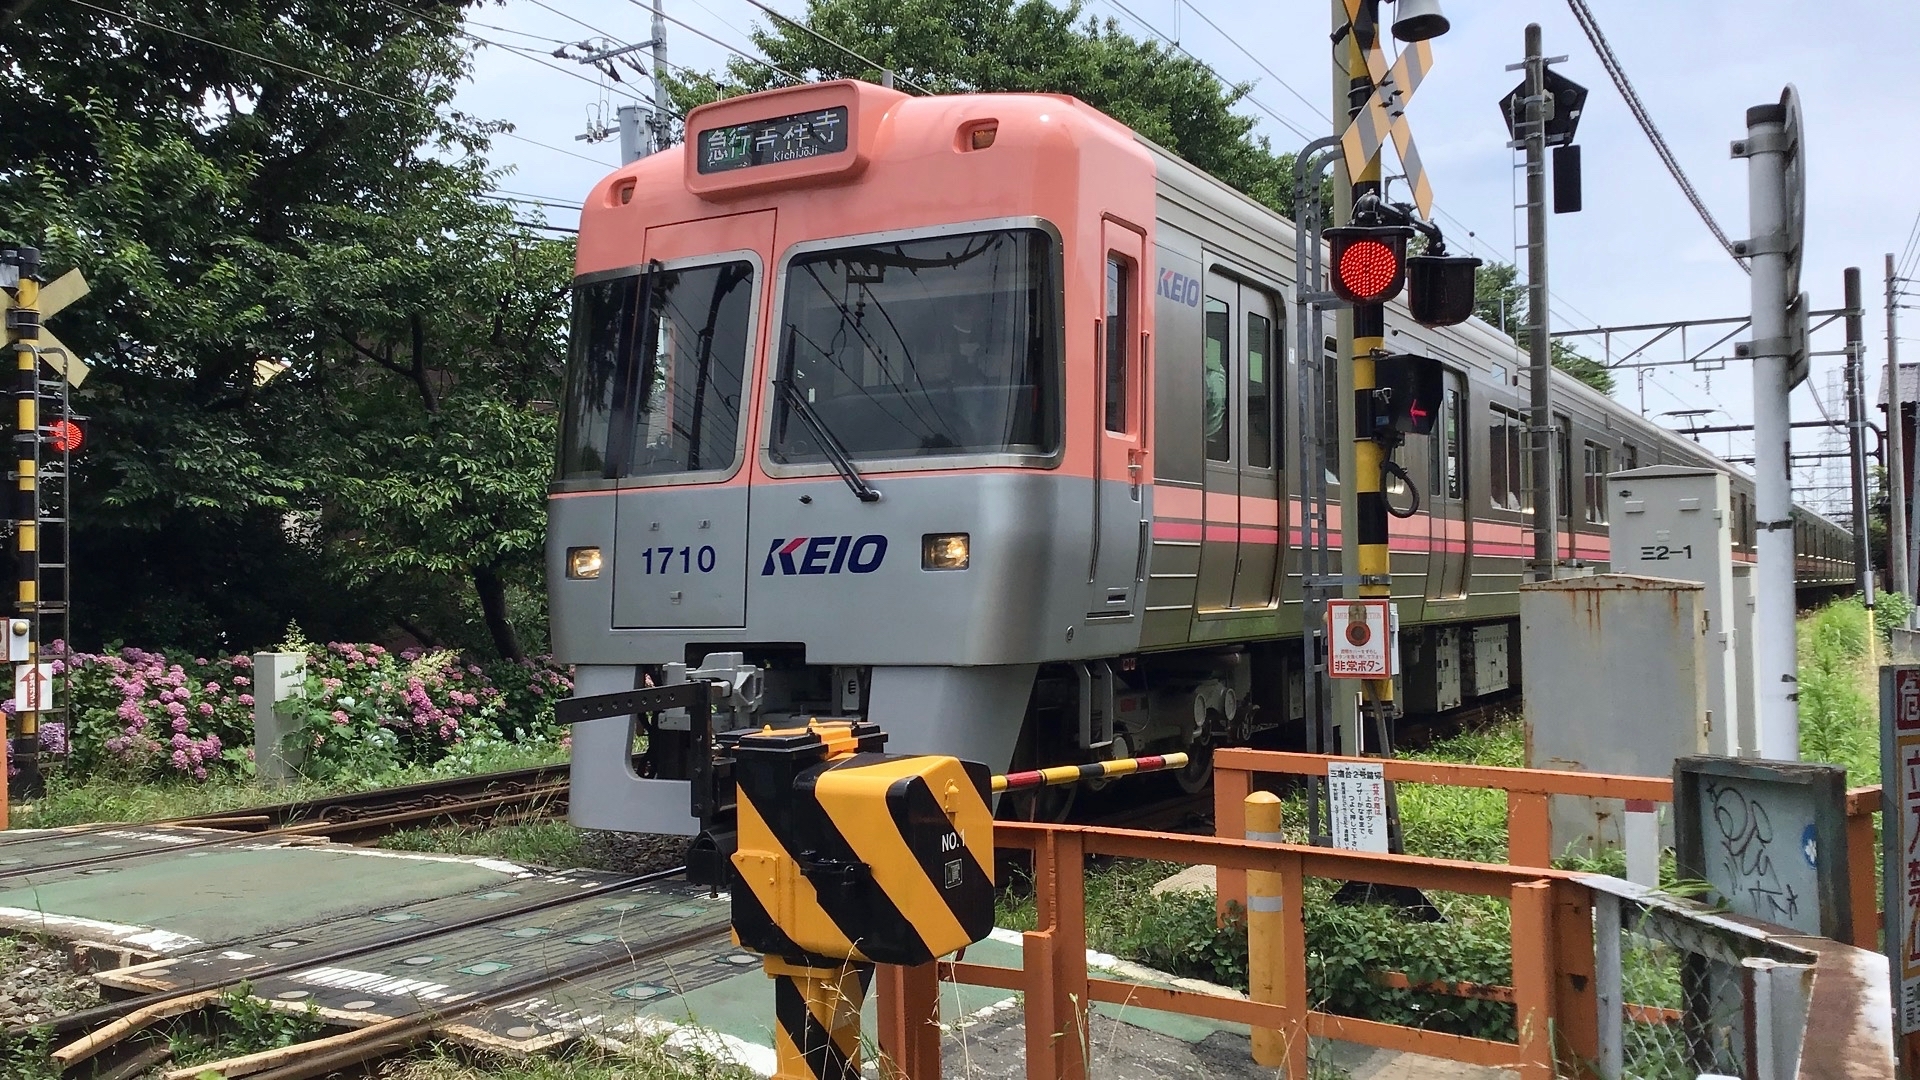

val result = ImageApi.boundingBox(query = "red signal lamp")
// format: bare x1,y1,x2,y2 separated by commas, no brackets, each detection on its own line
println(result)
46,419,83,454
1326,225,1413,306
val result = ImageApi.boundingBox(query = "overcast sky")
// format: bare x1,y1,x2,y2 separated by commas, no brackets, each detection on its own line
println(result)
454,0,1920,514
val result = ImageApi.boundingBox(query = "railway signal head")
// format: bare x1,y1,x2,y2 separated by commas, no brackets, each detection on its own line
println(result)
1326,225,1414,306
1406,252,1482,328
1372,354,1445,438
46,417,83,454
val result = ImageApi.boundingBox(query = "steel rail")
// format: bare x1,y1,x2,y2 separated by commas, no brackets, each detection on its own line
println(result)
15,864,692,1045
0,780,569,880
0,762,571,848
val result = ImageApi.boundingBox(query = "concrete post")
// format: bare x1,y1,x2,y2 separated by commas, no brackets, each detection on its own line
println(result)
252,651,307,785
1889,253,1910,614
1523,24,1558,581
1741,101,1800,760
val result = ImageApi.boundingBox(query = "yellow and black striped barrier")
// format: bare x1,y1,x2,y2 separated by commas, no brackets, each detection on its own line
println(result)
991,751,1189,793
723,719,1193,1079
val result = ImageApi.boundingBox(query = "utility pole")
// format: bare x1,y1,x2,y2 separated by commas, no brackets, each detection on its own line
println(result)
1846,267,1874,613
1735,91,1804,760
1520,24,1557,580
649,0,671,154
1890,252,1911,613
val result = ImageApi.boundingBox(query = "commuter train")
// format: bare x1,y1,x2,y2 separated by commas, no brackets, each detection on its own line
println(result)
548,79,1854,833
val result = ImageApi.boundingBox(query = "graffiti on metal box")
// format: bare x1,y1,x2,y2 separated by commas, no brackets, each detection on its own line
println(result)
1705,780,1798,923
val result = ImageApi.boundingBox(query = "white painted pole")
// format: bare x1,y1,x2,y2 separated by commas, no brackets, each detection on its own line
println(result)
1742,103,1800,760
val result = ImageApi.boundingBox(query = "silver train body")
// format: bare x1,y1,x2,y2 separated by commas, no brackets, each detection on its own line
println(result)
548,82,1853,834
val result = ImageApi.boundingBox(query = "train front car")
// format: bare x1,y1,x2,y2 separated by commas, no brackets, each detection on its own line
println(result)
550,81,1157,834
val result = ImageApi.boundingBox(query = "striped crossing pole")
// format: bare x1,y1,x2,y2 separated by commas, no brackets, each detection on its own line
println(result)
4,247,39,798
1343,13,1396,719
768,959,868,1080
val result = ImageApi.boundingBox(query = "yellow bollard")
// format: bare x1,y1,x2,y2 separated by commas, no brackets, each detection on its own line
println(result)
1245,790,1286,1067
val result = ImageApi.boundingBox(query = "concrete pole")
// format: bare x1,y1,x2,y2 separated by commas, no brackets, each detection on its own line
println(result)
650,0,671,153
1889,252,1912,615
1846,268,1874,610
1743,102,1799,760
1523,24,1556,580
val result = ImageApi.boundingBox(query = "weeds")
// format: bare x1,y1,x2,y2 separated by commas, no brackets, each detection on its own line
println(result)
380,821,584,866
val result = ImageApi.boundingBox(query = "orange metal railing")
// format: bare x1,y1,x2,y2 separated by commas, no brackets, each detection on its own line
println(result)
1211,747,1886,951
899,822,1595,1080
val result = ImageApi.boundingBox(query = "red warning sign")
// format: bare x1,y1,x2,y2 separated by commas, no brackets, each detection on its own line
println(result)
1328,599,1393,679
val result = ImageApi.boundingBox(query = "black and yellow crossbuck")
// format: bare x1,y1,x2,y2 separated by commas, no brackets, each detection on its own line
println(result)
725,720,994,1080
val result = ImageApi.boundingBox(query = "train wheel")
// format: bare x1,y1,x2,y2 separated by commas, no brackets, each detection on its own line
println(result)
1173,744,1214,795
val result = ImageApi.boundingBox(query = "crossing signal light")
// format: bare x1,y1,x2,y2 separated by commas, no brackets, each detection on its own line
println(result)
1326,225,1413,306
46,418,83,454
1406,253,1483,328
1372,354,1445,438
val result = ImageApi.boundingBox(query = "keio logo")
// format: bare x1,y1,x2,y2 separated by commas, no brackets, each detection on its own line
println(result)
761,534,888,576
1157,269,1201,307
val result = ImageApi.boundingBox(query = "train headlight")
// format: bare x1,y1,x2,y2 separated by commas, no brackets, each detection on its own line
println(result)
567,546,604,579
921,533,970,571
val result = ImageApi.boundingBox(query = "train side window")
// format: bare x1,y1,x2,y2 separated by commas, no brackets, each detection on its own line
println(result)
1489,405,1528,512
1104,255,1130,434
1622,442,1639,471
1439,379,1463,500
1323,350,1341,481
1203,297,1231,462
1554,414,1573,520
1583,441,1610,524
1246,311,1274,469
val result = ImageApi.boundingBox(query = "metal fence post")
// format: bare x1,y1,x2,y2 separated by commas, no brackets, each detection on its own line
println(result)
1245,792,1286,1067
874,963,940,1080
1593,890,1624,1079
1214,762,1249,920
1511,880,1557,1080
1742,956,1813,1080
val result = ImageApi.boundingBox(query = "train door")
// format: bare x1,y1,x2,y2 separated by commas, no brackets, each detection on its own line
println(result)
1425,368,1468,600
1088,221,1149,618
1195,273,1239,611
1232,286,1282,609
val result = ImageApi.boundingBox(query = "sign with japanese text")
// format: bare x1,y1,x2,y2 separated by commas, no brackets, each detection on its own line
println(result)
696,106,850,175
1884,666,1920,1032
12,662,52,712
1328,761,1389,853
1327,599,1393,679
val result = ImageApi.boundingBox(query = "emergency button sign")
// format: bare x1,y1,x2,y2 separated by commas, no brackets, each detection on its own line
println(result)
1328,599,1393,679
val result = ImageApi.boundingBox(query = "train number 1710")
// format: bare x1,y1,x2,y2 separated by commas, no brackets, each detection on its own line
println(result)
640,545,718,575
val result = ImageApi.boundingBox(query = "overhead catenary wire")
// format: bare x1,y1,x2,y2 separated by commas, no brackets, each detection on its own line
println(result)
1563,0,1747,273
1176,0,1326,124
68,0,615,167
1092,0,1316,142
733,0,933,95
615,0,802,85
372,0,660,109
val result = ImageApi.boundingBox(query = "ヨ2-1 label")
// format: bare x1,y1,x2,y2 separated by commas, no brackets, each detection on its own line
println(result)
1639,544,1692,561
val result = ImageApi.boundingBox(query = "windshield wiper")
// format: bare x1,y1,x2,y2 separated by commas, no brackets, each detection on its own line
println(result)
779,326,880,503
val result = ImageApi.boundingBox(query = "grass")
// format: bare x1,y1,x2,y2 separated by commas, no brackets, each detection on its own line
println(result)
379,1039,753,1080
380,820,585,866
12,739,569,830
1797,593,1902,785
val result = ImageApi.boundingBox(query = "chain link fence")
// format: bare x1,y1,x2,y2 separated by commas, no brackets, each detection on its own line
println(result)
1587,877,1816,1080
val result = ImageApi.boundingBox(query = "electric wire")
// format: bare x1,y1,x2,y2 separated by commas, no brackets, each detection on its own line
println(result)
1563,0,1747,273
372,0,657,108
1092,0,1316,142
67,0,613,167
735,0,934,94
1176,0,1327,124
616,0,801,85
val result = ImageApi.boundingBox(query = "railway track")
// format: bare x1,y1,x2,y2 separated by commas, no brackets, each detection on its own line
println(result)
0,765,572,881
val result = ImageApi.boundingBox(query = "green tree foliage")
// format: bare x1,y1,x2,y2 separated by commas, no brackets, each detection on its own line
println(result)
675,0,1300,216
1474,262,1615,395
0,3,570,657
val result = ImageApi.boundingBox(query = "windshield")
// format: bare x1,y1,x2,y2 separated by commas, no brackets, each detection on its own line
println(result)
558,261,755,481
769,228,1059,464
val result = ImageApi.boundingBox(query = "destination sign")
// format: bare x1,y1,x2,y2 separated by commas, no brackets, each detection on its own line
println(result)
696,106,850,175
